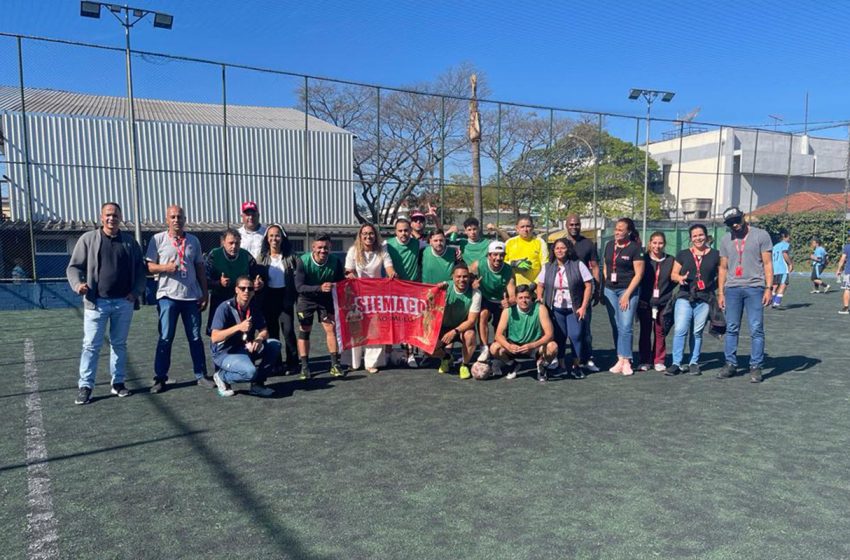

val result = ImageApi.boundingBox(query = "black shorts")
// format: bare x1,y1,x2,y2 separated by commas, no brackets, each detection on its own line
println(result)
773,273,790,286
811,265,824,281
480,298,505,325
296,296,334,327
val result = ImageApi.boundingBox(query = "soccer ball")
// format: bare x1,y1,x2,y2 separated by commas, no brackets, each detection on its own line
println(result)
471,361,492,380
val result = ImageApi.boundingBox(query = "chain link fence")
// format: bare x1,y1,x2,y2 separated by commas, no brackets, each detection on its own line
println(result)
2,32,849,293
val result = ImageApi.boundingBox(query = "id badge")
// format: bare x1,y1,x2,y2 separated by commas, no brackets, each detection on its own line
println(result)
610,272,617,283
697,280,705,290
651,307,658,320
652,288,660,299
735,265,743,278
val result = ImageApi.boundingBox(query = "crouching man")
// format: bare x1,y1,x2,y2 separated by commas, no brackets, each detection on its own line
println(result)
490,284,557,382
430,262,481,379
210,275,280,397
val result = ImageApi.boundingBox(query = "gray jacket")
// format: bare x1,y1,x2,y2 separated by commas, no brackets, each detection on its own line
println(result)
66,228,147,310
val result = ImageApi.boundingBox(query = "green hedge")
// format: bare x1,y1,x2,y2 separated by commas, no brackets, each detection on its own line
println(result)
754,212,849,265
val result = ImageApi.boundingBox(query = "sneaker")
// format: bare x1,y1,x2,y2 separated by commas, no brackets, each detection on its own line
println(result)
823,285,831,293
638,363,651,372
839,307,850,315
536,361,548,383
407,354,419,368
688,363,702,376
299,365,312,380
110,383,131,398
571,366,586,380
654,363,666,372
151,379,166,394
459,364,471,380
749,367,763,383
665,364,682,376
491,360,503,377
249,383,275,397
716,363,736,379
621,361,634,376
212,372,234,397
583,359,600,373
505,361,519,380
477,345,490,363
546,358,559,371
329,364,346,377
75,386,92,405
438,357,451,374
810,289,819,294
197,376,216,389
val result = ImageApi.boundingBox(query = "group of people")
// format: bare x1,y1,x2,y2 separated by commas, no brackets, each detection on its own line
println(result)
67,197,840,405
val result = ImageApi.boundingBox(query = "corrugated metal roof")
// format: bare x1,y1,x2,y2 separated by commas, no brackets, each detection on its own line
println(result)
0,85,350,134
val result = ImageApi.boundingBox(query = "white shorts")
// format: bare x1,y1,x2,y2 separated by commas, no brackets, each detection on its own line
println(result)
842,273,850,291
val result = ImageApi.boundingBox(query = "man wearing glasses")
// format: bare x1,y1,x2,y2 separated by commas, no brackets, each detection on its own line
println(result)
210,276,279,397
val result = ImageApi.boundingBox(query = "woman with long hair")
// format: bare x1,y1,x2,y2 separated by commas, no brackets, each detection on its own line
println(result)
602,217,645,376
637,231,675,372
535,238,593,378
257,224,299,374
667,224,720,375
344,223,396,373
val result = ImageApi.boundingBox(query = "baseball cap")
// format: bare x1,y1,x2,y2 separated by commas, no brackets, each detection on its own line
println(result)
241,201,259,213
722,206,744,224
411,210,425,219
488,241,506,254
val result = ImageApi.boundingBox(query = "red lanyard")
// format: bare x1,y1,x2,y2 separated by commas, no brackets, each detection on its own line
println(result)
611,241,629,271
237,304,251,322
172,235,186,267
690,248,705,283
733,234,748,269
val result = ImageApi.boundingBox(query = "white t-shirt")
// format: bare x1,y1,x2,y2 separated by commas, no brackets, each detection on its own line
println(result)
535,261,593,309
238,224,267,259
345,246,394,278
266,254,286,288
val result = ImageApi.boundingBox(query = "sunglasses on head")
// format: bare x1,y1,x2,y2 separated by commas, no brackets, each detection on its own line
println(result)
236,286,254,292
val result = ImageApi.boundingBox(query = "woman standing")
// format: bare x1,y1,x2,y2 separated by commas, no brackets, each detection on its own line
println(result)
257,224,299,375
637,232,675,372
667,224,720,375
535,238,593,378
344,223,395,373
602,218,645,376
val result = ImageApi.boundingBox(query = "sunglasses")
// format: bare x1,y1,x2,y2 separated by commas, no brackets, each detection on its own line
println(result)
235,286,254,292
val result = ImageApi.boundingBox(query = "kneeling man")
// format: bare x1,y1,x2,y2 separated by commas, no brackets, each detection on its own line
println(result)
490,284,557,382
430,262,481,379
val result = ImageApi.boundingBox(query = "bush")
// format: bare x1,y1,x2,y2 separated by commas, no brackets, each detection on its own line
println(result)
754,212,849,265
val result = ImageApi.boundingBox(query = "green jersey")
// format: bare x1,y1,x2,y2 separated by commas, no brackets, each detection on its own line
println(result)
421,247,455,285
208,247,252,300
449,235,490,267
299,253,343,285
478,261,513,302
506,302,542,345
441,286,481,329
385,237,421,281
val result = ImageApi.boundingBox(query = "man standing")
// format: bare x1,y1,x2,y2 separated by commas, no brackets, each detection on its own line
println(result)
237,200,267,259
66,202,146,405
834,232,850,314
205,229,260,335
809,238,830,294
469,241,515,362
421,229,458,285
295,234,346,379
429,262,481,379
410,210,429,247
564,214,602,372
447,217,509,269
717,207,773,383
146,205,213,393
505,215,549,288
210,275,278,397
490,285,558,383
770,230,793,309
385,218,421,282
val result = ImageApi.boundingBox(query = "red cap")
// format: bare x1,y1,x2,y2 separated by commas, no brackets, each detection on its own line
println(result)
241,201,258,213
410,210,425,219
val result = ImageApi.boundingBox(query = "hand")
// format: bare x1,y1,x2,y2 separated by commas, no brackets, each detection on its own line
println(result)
454,247,462,262
717,293,726,311
619,294,630,311
516,343,531,354
345,271,357,279
678,270,690,286
508,343,521,355
237,318,252,333
440,331,455,346
762,288,772,307
198,294,208,311
162,259,179,274
501,297,510,309
76,284,89,295
320,282,333,293
446,225,458,235
576,307,587,321
253,275,264,291
472,277,481,290
125,293,136,303
220,273,230,288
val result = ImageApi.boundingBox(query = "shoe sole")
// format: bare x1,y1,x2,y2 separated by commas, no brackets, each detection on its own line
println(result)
110,390,131,397
74,399,90,405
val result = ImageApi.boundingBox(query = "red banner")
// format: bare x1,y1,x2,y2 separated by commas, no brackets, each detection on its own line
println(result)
333,278,446,354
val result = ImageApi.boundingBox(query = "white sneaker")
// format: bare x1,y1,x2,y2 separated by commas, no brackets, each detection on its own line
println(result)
584,360,600,373
638,363,651,372
477,345,490,362
654,363,666,372
823,285,831,293
546,357,559,370
505,361,518,380
213,372,235,397
407,354,418,368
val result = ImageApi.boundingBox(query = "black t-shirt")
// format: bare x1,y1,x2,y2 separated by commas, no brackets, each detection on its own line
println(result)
603,241,643,289
572,235,599,268
97,230,132,298
639,254,675,305
674,248,720,302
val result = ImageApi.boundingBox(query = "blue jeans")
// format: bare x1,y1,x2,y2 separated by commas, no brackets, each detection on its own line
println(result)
154,297,207,381
78,297,134,389
552,307,584,363
723,286,765,368
672,298,710,366
213,339,282,385
604,287,639,359
580,302,594,362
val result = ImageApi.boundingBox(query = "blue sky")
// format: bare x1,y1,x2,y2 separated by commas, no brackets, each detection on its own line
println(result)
3,0,850,138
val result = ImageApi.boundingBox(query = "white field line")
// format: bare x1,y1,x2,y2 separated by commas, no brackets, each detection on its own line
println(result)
24,338,60,560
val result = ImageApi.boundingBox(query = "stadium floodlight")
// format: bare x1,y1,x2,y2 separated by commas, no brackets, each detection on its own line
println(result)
80,1,101,18
628,88,678,243
79,2,175,245
153,13,174,29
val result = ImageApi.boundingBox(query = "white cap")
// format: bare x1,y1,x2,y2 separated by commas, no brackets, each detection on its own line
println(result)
488,241,506,254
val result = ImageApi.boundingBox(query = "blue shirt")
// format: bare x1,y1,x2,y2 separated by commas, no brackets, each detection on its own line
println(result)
812,246,827,268
843,244,850,274
209,297,267,359
772,241,790,274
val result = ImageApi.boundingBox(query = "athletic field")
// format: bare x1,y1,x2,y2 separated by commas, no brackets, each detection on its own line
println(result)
2,281,848,559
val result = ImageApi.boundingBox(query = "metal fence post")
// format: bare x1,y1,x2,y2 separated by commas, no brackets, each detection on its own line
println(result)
546,109,554,235
221,64,231,228
844,125,849,232
16,36,38,282
122,20,143,245
496,103,502,228
375,86,381,223
439,96,445,225
303,76,311,244
633,118,641,216
593,113,602,249
783,132,793,215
